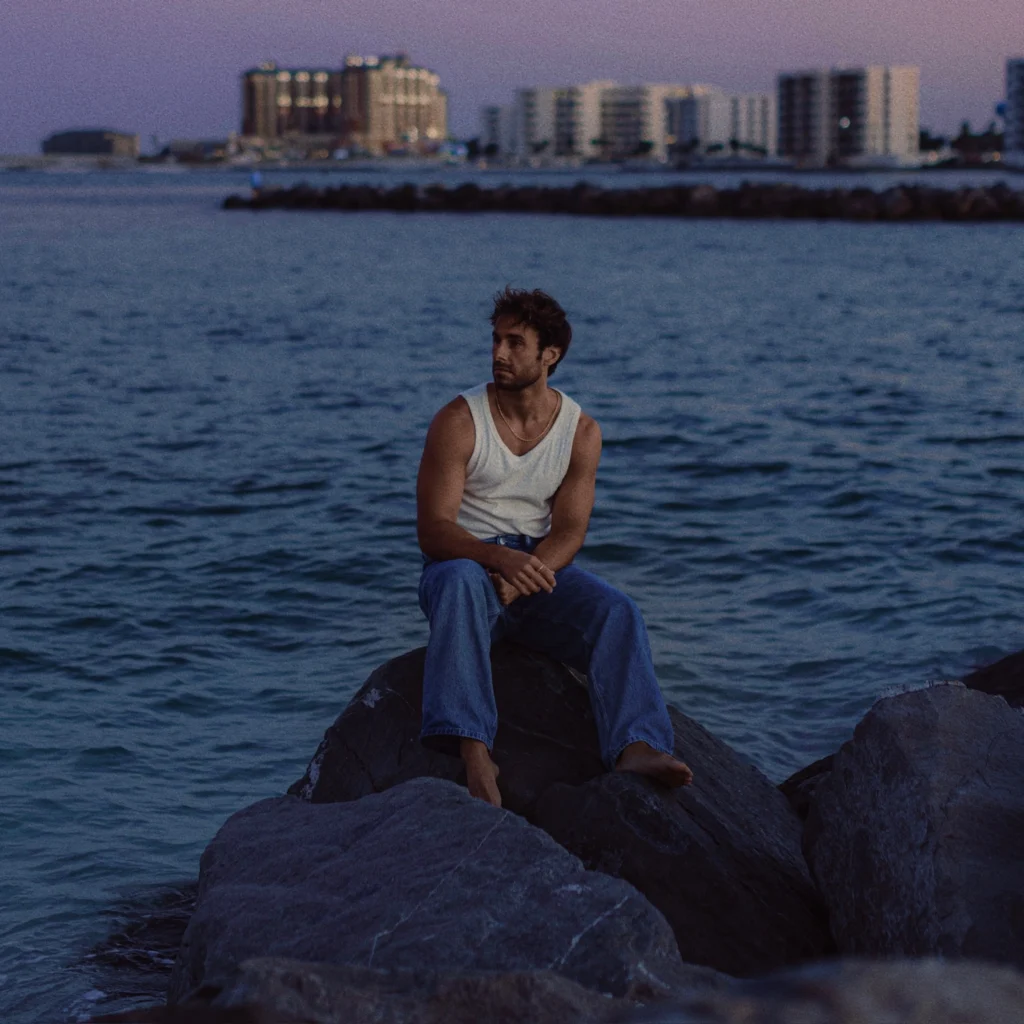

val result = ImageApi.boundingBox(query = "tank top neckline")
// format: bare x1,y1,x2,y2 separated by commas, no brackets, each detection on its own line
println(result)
482,383,566,460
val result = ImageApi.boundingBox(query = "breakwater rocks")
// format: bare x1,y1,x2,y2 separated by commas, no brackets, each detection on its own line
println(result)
224,180,1024,222
149,642,1024,1024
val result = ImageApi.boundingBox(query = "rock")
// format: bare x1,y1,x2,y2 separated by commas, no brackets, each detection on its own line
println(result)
291,643,830,976
289,641,605,818
685,185,720,217
804,682,1024,965
533,710,832,977
616,958,1024,1023
777,754,834,820
169,777,717,1005
963,647,1024,707
199,957,647,1024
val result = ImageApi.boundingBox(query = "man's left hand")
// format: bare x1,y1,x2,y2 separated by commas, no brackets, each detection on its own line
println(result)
488,571,520,606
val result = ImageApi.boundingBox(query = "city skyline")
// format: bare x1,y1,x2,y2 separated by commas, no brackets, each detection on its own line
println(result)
2,0,1020,154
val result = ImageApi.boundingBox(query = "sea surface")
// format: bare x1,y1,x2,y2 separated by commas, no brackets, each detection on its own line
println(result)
2,167,1023,1022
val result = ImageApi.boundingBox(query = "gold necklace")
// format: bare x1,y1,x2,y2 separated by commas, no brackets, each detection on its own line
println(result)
494,390,562,443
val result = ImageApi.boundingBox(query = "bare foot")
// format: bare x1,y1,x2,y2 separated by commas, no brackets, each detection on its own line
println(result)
615,741,694,787
460,738,502,807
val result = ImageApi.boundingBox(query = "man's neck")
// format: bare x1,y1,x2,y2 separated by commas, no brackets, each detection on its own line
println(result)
489,379,554,419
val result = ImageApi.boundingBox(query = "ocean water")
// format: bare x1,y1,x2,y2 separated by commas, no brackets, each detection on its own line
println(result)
2,168,1023,1022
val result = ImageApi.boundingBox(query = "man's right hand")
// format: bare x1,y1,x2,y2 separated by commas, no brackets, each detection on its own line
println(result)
492,547,557,597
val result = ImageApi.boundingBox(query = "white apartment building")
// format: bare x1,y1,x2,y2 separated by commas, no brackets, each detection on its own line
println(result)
778,66,919,167
666,88,777,159
599,84,695,161
1007,58,1024,156
554,81,614,160
513,87,558,159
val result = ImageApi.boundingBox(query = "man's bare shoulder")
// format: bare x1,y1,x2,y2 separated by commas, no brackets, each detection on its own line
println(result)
574,411,602,448
570,411,602,467
424,396,475,459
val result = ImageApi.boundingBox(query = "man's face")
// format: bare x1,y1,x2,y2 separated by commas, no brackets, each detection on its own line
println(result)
491,316,556,391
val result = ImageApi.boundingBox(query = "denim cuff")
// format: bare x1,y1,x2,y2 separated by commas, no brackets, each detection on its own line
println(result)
421,729,494,758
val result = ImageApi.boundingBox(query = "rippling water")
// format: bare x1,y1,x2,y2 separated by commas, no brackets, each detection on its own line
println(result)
2,169,1023,1022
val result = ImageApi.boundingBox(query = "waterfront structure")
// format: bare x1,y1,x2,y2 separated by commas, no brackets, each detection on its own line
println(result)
1007,58,1024,156
666,88,777,159
241,54,446,154
554,81,614,160
479,104,517,158
513,87,559,159
340,53,447,153
777,66,920,167
598,84,695,161
42,129,139,157
242,63,343,139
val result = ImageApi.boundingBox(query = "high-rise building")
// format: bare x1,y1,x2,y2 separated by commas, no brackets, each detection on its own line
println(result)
598,84,693,161
1007,58,1024,155
513,87,558,159
554,81,614,160
241,54,446,153
340,54,447,153
666,88,776,159
242,63,343,138
777,66,920,167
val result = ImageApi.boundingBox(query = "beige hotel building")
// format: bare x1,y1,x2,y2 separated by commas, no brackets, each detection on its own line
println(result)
242,53,447,154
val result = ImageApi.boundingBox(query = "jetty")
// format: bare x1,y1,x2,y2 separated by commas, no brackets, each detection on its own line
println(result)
224,180,1024,221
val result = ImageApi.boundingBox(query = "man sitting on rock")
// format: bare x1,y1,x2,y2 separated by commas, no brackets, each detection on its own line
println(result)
416,286,693,806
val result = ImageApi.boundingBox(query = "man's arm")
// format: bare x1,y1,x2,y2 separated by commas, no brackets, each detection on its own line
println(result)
416,399,556,596
531,414,602,572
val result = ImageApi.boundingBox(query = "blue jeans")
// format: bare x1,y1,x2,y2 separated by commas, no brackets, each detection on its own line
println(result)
418,535,675,768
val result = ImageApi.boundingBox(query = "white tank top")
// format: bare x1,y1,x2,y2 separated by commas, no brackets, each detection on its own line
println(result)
457,383,582,539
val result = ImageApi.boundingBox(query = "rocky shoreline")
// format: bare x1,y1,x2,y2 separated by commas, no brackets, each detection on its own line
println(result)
92,644,1024,1023
223,180,1024,222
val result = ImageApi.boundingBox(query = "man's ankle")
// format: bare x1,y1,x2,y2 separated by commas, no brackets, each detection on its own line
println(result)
460,737,491,761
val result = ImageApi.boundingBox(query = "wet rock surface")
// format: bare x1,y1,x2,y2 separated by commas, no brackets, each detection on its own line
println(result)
535,761,832,977
291,642,829,976
804,682,1024,965
963,646,1024,707
617,959,1024,1024
169,777,712,1005
225,181,1024,222
289,641,604,818
197,957,650,1024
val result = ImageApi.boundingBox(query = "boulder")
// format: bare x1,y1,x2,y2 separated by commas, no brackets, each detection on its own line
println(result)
289,641,605,818
963,647,1024,707
290,643,830,976
533,710,832,977
618,958,1024,1024
198,957,645,1024
169,777,718,1005
777,754,834,820
804,682,1024,964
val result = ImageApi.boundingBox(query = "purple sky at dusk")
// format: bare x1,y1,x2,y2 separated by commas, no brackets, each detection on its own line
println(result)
2,0,1021,153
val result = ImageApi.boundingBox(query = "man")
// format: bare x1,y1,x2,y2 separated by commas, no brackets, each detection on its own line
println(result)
416,286,693,807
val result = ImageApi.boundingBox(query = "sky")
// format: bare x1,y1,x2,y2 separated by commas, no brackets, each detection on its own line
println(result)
2,0,1021,154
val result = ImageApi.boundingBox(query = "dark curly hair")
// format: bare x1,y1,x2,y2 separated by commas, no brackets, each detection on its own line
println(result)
489,286,572,377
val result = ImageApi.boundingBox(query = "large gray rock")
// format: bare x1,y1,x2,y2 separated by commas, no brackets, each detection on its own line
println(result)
290,643,830,977
617,959,1024,1023
804,682,1024,964
200,957,645,1024
963,647,1024,707
533,709,832,977
289,642,605,818
169,777,718,1005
